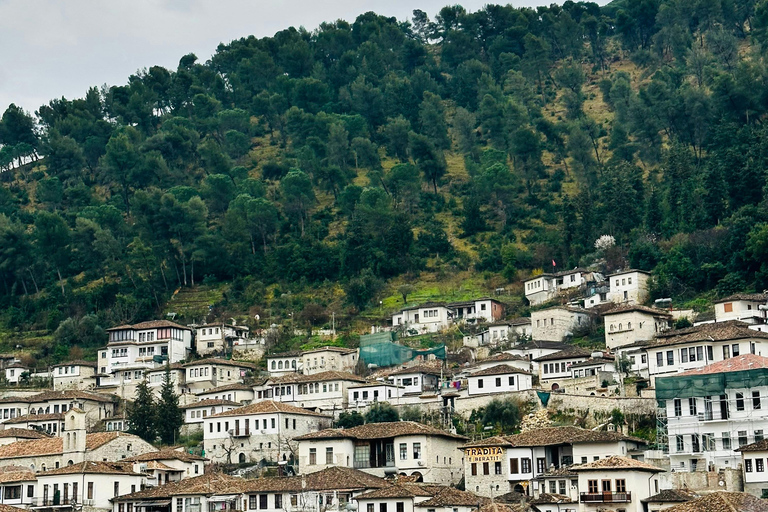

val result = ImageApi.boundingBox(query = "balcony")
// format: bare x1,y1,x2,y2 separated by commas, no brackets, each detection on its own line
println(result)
580,492,631,503
229,429,250,438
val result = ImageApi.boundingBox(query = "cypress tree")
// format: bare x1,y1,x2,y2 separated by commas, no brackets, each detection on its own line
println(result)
156,364,183,445
128,378,156,443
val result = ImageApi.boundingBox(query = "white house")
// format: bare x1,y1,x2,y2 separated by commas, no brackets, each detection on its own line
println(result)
0,389,117,432
737,438,768,498
355,483,483,512
656,354,768,472
466,365,532,396
265,351,303,376
524,269,599,306
180,398,240,431
203,400,332,465
0,467,37,508
299,347,359,375
195,322,252,356
569,356,616,379
266,371,366,411
123,448,208,485
35,461,146,511
531,307,594,342
461,427,647,498
52,361,97,391
295,421,468,485
714,293,768,324
473,353,532,373
181,358,256,394
393,299,504,336
387,365,443,395
535,348,592,388
608,269,651,305
0,427,51,445
642,320,768,386
112,473,246,512
603,305,673,350
196,383,254,404
572,456,663,512
97,320,193,399
4,363,30,385
347,382,405,409
641,489,696,512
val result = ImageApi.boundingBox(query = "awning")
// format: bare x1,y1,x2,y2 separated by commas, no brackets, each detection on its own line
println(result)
137,501,172,508
209,496,238,502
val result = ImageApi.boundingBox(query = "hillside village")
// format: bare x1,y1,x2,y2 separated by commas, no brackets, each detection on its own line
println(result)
0,268,766,512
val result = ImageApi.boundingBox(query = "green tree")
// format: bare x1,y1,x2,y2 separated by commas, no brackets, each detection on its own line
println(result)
156,365,183,445
128,379,156,443
336,411,365,428
481,398,522,434
280,170,315,236
364,402,400,423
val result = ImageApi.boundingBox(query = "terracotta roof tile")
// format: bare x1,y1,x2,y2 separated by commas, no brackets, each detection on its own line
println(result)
603,304,672,317
197,383,254,395
534,348,592,362
38,461,141,476
389,364,443,377
675,354,768,377
107,320,190,331
648,320,768,347
461,427,644,449
114,472,245,500
295,421,467,441
0,470,36,483
484,353,528,363
356,484,436,500
663,491,768,512
470,364,532,377
123,449,207,463
715,293,768,304
572,455,663,472
180,399,240,409
52,360,97,368
417,486,487,507
182,358,257,369
477,502,528,512
0,437,63,457
210,400,329,418
642,489,697,503
270,371,365,384
4,413,64,423
0,505,28,512
528,493,575,505
0,428,50,439
243,467,387,493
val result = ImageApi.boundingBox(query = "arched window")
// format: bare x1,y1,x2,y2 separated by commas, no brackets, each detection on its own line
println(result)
284,360,289,368
271,361,276,370
292,360,296,369
627,322,632,329
278,361,283,369
618,323,622,330
610,324,615,332
66,433,71,449
67,460,73,466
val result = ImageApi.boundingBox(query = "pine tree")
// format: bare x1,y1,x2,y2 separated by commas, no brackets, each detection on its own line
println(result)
156,364,183,445
128,378,156,443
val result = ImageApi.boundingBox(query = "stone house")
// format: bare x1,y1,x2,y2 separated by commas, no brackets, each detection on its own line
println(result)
603,305,673,350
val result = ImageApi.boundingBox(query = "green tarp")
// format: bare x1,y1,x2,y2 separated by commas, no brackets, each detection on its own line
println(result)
359,331,446,368
655,367,768,403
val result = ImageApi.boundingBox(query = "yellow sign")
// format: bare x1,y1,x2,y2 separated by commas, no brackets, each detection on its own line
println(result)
466,447,504,463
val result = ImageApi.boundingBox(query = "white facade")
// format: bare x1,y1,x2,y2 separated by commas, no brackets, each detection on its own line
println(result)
195,323,252,356
531,307,593,342
573,460,662,512
4,364,29,384
52,362,97,391
608,270,650,305
524,270,592,306
36,463,146,511
265,352,302,376
300,347,358,375
738,445,768,498
387,368,441,395
182,399,239,428
392,305,454,335
181,358,255,394
466,365,532,396
536,350,591,384
604,307,672,350
348,382,404,408
197,384,255,404
715,294,768,324
266,371,365,411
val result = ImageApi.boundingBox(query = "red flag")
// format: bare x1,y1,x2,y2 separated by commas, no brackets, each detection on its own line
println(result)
552,259,556,267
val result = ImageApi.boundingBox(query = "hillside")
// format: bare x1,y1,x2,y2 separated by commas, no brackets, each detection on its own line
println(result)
1,0,767,365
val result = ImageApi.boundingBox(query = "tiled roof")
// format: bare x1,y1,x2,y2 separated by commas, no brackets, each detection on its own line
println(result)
270,371,365,384
477,502,528,512
715,293,768,304
113,472,245,500
6,363,28,369
0,469,36,483
607,269,650,277
675,354,768,377
107,320,190,331
265,350,303,358
197,383,253,395
484,353,528,363
210,400,329,418
663,491,768,512
86,431,123,450
0,437,63,457
418,486,489,507
38,461,141,476
603,304,672,317
569,357,614,369
243,466,388,493
0,428,50,439
534,348,592,362
0,390,115,404
572,455,663,473
470,364,531,377
529,493,575,505
647,320,768,348
4,413,64,423
51,360,97,368
534,467,577,478
182,358,257,369
389,364,443,377
511,341,571,351
0,505,28,512
180,399,240,409
123,449,207,463
642,489,697,503
295,421,467,441
356,484,436,500
461,427,644,449
302,346,357,355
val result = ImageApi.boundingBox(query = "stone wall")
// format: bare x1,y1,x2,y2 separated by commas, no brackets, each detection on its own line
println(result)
661,467,743,493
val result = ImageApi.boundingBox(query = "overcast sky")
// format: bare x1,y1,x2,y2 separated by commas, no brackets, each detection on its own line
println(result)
0,0,582,116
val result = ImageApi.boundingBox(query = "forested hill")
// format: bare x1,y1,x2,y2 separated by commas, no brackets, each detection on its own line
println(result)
0,0,767,363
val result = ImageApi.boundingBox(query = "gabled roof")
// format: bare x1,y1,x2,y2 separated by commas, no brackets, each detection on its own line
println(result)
295,421,467,441
389,365,443,377
5,412,64,423
123,448,207,463
646,320,768,348
196,383,254,395
182,358,257,369
715,293,768,304
270,371,365,384
113,472,246,500
529,493,575,505
51,360,97,368
0,428,51,440
356,483,437,500
210,400,328,418
108,320,190,331
569,357,614,369
603,304,672,317
301,346,357,355
534,348,592,362
461,427,644,449
572,455,663,473
510,341,571,351
0,469,36,483
642,489,697,503
0,390,115,404
607,269,651,277
676,354,768,377
0,431,135,459
469,364,531,377
38,461,142,476
180,399,240,409
663,491,768,512
243,466,387,493
483,352,528,363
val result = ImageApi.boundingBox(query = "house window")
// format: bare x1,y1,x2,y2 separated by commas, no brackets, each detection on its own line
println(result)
471,463,477,476
616,479,626,493
676,435,684,452
413,443,421,459
758,459,765,472
483,462,489,475
367,505,374,512
757,430,765,442
495,377,501,387
400,443,407,460
723,345,731,359
521,458,531,473
396,503,404,512
674,399,682,416
259,495,268,509
724,303,733,313
737,393,745,411
689,398,697,416
739,431,749,447
657,353,664,367
733,344,740,356
249,497,258,509
380,504,387,512
478,379,484,389
510,458,519,474
746,459,754,472
275,495,282,509
666,351,674,365
588,480,598,494
114,482,119,497
537,458,546,473
755,391,762,410
309,448,316,465
692,434,700,452
87,483,94,499
681,349,688,363
509,376,514,386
